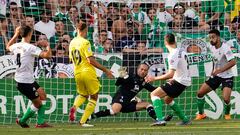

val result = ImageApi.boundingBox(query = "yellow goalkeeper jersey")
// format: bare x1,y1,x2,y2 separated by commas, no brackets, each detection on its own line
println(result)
69,36,96,76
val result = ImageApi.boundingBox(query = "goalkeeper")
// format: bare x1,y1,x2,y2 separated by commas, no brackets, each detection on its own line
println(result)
91,63,173,121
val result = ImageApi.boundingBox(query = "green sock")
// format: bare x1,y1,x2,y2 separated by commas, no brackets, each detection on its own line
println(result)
169,101,189,122
197,96,205,114
224,103,231,115
37,104,46,124
20,106,37,123
151,96,163,121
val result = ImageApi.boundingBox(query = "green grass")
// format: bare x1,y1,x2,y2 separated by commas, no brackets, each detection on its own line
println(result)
0,120,240,135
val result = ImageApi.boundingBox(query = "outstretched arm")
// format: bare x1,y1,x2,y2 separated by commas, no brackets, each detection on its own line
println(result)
87,56,114,79
145,69,175,83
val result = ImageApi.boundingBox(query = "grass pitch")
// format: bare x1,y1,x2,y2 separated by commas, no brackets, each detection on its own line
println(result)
0,120,240,135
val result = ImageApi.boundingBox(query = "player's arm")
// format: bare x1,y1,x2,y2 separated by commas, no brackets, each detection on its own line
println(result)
145,53,178,83
143,83,157,92
115,67,130,86
87,56,113,78
38,40,52,59
6,26,21,51
212,46,236,76
115,75,132,86
212,59,236,76
151,69,175,81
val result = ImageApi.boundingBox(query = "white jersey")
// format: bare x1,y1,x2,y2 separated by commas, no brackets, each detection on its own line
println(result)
9,42,42,83
168,48,191,86
208,42,235,78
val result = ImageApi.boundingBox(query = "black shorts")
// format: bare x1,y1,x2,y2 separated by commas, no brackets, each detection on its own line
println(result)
16,81,40,100
160,80,187,98
112,91,137,113
205,76,234,90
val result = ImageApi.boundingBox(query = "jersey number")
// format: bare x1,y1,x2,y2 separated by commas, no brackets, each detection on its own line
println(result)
71,50,81,65
16,53,21,67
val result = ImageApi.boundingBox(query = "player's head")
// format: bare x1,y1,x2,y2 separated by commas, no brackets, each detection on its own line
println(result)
20,25,33,38
164,33,176,46
137,63,149,78
209,29,220,46
76,19,88,38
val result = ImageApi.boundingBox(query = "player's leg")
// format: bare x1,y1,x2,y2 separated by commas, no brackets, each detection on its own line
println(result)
223,87,232,120
16,82,41,128
17,97,41,128
92,90,124,119
150,87,167,126
69,75,88,122
69,95,87,122
80,93,98,126
35,85,52,127
164,96,190,125
92,103,122,119
222,77,234,120
135,101,156,120
195,83,212,119
79,76,100,126
196,77,220,120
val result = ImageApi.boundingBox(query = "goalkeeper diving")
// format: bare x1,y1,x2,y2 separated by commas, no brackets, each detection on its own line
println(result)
91,63,173,121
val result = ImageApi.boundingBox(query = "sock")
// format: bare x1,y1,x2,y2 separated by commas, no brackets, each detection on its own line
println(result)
37,104,46,125
151,96,163,121
20,104,38,123
197,96,205,114
93,109,111,118
73,95,87,108
80,99,97,124
169,101,189,122
146,105,157,120
224,102,231,115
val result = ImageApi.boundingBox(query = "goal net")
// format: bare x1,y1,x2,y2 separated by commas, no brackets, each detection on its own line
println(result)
0,0,240,124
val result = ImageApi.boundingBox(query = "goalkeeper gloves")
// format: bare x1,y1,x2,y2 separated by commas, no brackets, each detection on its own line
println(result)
118,67,129,78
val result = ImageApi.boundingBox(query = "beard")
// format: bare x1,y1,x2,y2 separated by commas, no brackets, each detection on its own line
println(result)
210,41,217,45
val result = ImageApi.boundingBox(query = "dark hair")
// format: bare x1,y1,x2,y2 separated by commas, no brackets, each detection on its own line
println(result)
68,6,78,11
138,63,149,70
100,29,107,33
173,3,185,13
108,3,117,8
41,9,51,15
77,20,87,31
209,29,220,36
25,15,34,19
62,39,69,44
147,7,156,15
20,25,33,38
9,1,17,6
165,33,176,45
56,45,66,51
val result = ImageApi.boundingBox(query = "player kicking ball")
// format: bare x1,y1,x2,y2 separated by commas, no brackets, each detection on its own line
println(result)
145,33,192,126
6,25,52,128
90,63,173,121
